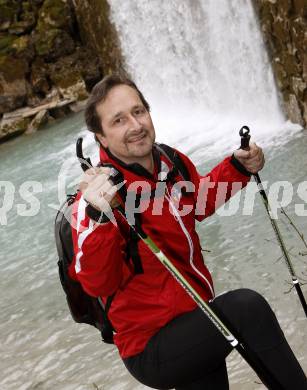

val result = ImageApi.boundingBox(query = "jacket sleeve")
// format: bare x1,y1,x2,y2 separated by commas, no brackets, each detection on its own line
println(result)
69,193,127,297
177,151,251,221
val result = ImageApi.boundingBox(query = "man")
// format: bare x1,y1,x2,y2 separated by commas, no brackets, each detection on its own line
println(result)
70,75,306,389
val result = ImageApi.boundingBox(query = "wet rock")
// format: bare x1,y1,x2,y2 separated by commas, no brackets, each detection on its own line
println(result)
285,94,304,126
303,101,307,126
25,108,49,133
8,17,36,35
0,34,18,55
292,0,306,14
0,1,21,32
0,34,35,64
74,47,102,90
48,56,88,100
30,57,50,97
272,60,289,90
36,0,74,33
0,56,28,113
0,96,76,141
72,0,125,76
291,76,305,98
33,0,76,61
304,55,307,83
254,0,306,127
0,116,30,142
0,0,124,143
69,99,88,113
34,28,75,61
49,104,71,119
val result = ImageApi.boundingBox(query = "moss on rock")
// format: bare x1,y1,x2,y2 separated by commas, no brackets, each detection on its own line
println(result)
48,56,88,100
72,0,125,76
0,0,125,141
37,0,73,32
0,55,28,113
0,55,28,83
0,34,18,54
0,1,21,31
34,28,75,60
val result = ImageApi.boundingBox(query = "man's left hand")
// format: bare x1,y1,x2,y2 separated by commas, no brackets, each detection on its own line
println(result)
234,142,265,174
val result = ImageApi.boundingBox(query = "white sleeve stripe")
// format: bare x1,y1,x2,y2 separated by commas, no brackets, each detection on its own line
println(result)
75,251,82,273
76,196,87,233
75,219,95,274
78,219,94,248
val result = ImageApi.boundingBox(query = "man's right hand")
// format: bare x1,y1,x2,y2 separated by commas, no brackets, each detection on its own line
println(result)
79,167,119,212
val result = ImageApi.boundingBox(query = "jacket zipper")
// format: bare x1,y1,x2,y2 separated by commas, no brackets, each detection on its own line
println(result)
165,187,215,298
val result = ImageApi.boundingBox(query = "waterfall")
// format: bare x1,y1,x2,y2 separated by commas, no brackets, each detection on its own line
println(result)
109,0,300,161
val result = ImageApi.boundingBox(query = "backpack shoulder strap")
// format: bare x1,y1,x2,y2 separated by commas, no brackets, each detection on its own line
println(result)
98,162,144,275
155,143,190,182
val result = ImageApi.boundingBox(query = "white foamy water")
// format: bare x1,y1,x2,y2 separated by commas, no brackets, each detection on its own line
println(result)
109,0,301,160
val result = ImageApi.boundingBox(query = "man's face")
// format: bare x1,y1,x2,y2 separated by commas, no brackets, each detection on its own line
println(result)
96,84,155,164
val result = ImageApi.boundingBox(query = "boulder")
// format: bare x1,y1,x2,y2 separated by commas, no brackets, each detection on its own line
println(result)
0,96,76,141
0,115,30,142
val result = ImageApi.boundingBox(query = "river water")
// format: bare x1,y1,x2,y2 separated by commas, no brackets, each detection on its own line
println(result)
0,111,306,390
1,0,307,388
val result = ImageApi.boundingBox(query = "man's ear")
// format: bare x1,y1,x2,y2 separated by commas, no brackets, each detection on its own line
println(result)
96,133,108,149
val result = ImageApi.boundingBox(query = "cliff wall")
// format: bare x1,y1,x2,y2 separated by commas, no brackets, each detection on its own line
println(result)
254,0,306,127
0,0,124,142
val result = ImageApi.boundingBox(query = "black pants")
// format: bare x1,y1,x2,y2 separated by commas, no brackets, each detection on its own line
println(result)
123,289,307,389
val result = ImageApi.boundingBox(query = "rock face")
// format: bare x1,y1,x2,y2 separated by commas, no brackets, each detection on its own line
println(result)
72,0,125,76
0,0,125,142
254,0,306,127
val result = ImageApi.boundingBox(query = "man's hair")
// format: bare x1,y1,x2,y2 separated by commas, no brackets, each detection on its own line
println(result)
85,74,150,135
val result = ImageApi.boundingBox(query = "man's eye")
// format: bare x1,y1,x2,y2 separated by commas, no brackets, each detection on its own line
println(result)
135,108,145,115
114,117,124,125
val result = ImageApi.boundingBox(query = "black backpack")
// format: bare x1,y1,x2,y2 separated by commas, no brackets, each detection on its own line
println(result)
55,143,190,343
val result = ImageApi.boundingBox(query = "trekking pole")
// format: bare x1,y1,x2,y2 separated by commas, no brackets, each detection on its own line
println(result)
239,126,307,318
76,137,284,389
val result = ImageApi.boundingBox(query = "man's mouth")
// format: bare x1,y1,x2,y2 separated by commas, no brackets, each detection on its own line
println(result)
128,132,147,143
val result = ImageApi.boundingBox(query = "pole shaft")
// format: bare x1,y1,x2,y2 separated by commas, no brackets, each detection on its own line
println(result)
254,173,307,317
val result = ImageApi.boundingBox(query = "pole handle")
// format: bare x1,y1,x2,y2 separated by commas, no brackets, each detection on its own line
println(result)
239,126,251,150
76,138,93,171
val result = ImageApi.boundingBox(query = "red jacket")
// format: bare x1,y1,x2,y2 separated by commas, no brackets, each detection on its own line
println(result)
69,144,250,358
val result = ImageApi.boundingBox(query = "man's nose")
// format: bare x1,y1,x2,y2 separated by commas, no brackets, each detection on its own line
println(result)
128,114,142,131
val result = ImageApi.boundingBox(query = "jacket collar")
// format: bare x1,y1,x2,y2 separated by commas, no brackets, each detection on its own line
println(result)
99,144,167,182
